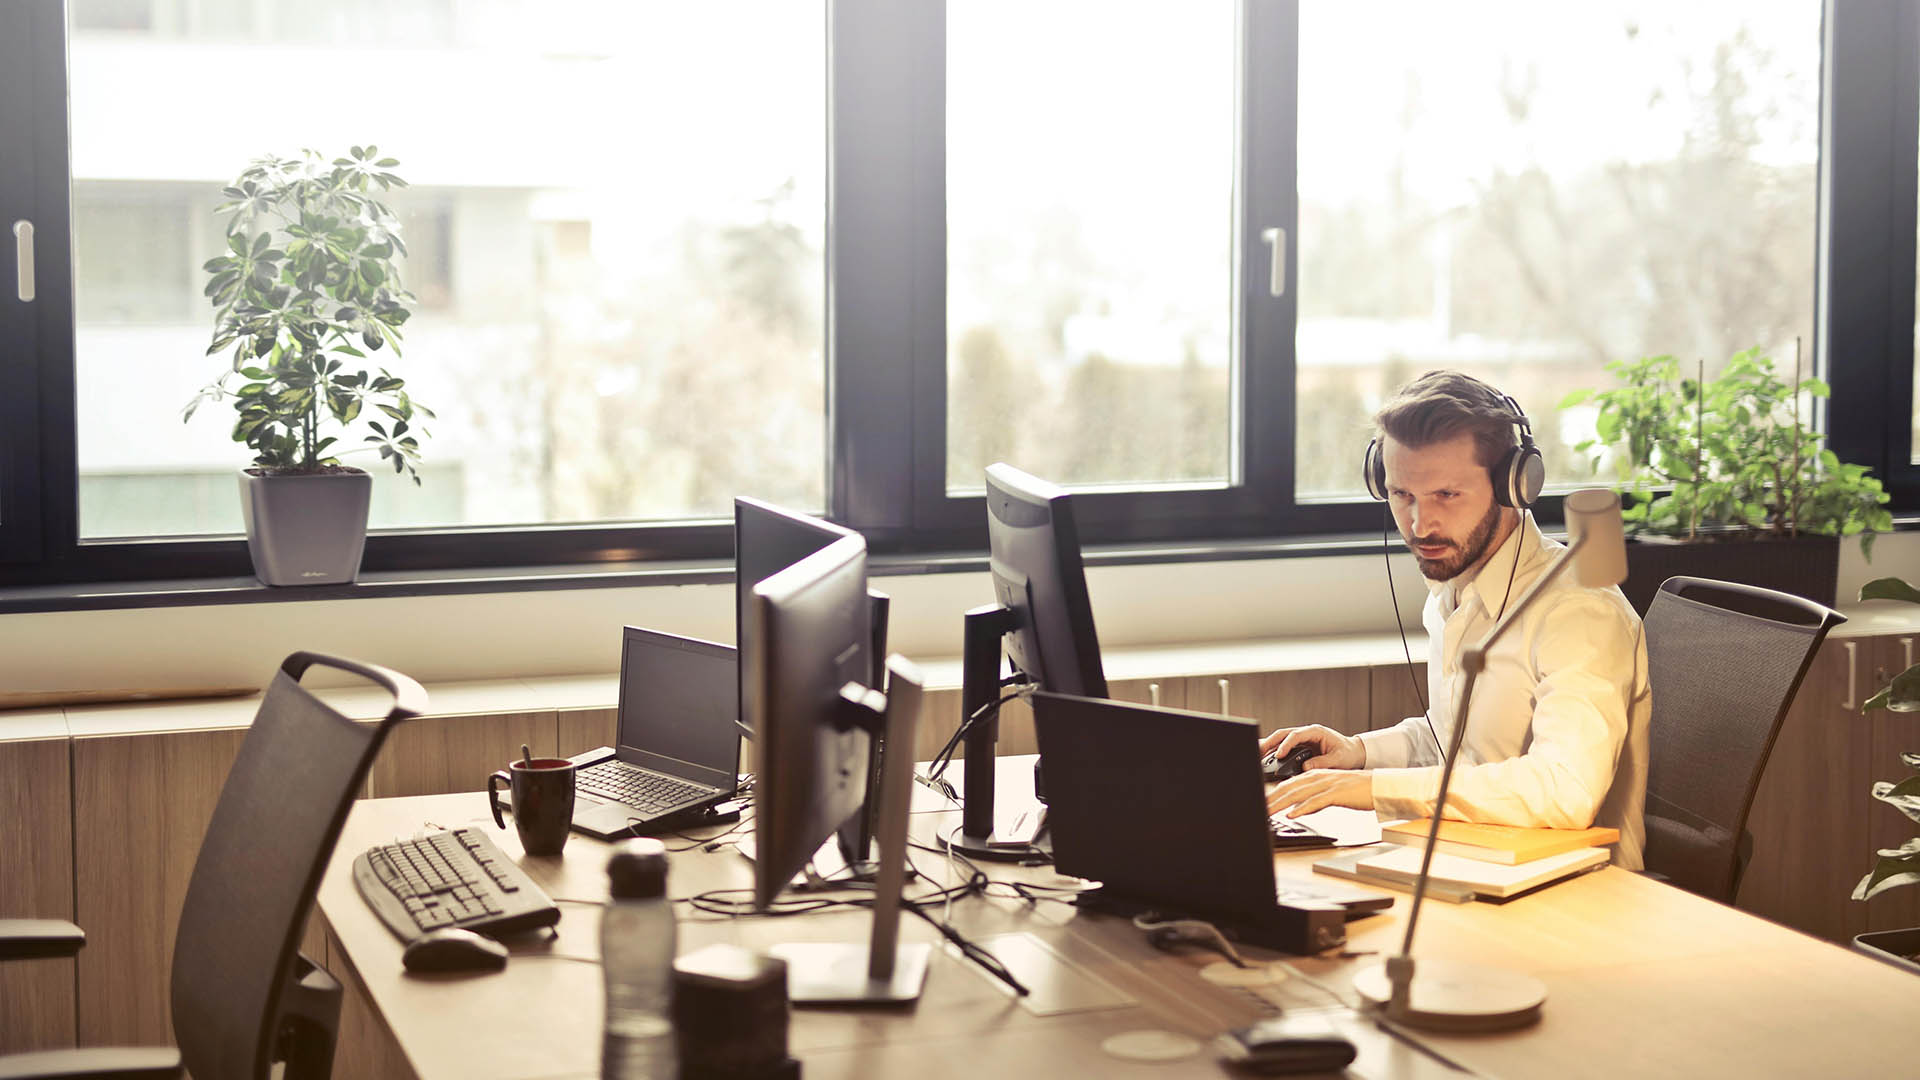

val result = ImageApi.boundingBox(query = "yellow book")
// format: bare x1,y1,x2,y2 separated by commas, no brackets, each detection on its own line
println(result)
1379,819,1620,866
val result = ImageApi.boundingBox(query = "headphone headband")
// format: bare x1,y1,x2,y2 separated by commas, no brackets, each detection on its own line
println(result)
1363,387,1544,509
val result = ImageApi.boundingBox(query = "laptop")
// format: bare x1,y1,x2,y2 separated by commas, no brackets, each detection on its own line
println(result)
1031,691,1392,949
539,627,741,840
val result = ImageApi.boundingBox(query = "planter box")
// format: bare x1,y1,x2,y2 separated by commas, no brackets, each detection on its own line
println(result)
1620,532,1840,617
238,468,373,586
1852,928,1920,977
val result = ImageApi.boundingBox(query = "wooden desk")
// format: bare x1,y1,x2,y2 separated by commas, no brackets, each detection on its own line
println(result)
317,792,1920,1080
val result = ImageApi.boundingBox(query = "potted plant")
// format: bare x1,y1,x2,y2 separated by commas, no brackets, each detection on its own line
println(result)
1558,348,1891,614
183,146,433,586
1851,575,1920,975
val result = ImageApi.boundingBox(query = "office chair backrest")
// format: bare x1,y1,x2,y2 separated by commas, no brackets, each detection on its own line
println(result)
170,652,425,1080
1642,576,1842,903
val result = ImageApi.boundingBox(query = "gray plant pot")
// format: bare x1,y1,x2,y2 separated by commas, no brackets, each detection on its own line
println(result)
1852,928,1920,977
1620,532,1840,617
237,467,373,586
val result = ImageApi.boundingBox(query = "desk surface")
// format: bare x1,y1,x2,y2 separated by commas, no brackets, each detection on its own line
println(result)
318,789,1920,1080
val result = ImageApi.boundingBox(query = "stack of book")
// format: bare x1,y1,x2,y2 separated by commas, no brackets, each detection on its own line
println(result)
1312,820,1619,902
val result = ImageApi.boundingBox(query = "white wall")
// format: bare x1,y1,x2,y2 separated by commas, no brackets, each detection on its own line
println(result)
3,530,1916,694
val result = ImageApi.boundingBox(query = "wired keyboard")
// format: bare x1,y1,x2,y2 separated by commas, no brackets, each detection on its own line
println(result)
352,827,561,941
577,759,713,813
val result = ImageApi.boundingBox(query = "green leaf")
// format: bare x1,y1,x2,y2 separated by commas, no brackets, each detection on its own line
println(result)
1557,388,1593,408
1852,836,1920,900
1859,577,1920,605
1870,775,1920,824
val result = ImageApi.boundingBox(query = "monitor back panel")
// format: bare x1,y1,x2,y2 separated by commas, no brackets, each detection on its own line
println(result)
1033,691,1278,921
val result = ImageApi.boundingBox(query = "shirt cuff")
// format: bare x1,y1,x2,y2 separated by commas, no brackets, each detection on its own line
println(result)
1369,766,1441,821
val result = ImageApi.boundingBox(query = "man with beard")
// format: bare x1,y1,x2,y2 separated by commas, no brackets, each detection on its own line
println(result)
1264,371,1651,869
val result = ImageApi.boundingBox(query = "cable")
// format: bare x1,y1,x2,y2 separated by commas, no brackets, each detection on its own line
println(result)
1384,507,1440,752
925,686,1032,784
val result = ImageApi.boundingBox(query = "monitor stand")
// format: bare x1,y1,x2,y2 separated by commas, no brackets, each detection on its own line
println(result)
938,604,1040,862
769,658,932,1005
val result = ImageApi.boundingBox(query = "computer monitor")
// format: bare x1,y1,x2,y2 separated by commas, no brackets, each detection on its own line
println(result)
985,462,1108,698
949,463,1109,859
734,496,890,872
746,535,930,1004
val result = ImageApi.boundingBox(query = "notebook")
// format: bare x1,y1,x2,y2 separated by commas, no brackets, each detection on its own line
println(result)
1379,819,1620,865
1314,842,1609,901
1031,691,1392,950
498,627,741,840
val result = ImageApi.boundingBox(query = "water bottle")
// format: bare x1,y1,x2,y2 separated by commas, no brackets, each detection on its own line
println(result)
601,837,676,1080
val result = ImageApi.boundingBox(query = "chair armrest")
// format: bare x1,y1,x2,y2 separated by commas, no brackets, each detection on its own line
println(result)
0,920,84,961
1635,869,1673,885
0,1047,182,1080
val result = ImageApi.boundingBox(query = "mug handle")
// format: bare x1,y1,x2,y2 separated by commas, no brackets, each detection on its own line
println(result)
488,769,512,830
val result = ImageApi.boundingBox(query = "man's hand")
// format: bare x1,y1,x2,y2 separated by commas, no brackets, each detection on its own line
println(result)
1267,769,1375,818
1259,724,1366,771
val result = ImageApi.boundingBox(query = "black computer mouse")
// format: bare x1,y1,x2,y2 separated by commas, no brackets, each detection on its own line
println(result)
1262,743,1317,783
402,927,509,974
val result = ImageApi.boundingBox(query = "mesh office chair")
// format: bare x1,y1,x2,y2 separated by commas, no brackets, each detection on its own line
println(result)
1642,576,1843,903
0,652,425,1080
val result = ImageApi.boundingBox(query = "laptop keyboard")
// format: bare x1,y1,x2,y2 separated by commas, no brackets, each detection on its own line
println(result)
578,759,711,812
1270,814,1335,849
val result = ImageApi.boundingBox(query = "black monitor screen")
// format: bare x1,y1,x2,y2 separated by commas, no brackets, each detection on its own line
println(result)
734,497,858,733
746,535,874,909
984,463,1108,697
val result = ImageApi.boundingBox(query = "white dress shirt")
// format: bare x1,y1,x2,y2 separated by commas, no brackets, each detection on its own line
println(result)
1357,513,1651,870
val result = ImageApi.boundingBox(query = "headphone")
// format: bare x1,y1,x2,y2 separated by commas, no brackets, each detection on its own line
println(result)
1362,386,1544,510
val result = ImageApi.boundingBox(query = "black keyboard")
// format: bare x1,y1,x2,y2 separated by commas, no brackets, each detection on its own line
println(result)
1271,814,1336,850
578,760,712,813
352,827,561,942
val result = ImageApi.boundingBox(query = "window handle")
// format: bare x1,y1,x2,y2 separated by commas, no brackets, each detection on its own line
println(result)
1261,226,1286,298
12,220,32,302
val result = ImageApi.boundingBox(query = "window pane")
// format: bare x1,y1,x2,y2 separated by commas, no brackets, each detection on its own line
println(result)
70,0,825,539
945,2,1235,493
1297,3,1820,498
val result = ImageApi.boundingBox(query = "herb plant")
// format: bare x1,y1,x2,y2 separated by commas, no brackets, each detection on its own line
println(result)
184,146,433,482
1559,348,1890,555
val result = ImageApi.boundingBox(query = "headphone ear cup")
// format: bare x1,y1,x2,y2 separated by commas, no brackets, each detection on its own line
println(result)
1363,438,1388,501
1491,445,1546,508
1514,445,1545,509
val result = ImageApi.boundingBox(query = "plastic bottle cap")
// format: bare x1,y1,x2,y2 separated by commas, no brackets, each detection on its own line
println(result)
607,837,670,899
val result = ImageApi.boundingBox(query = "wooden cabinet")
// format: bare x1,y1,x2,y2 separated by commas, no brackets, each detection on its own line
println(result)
1184,669,1367,739
1737,631,1920,943
1367,661,1431,734
71,728,248,1047
0,734,76,1054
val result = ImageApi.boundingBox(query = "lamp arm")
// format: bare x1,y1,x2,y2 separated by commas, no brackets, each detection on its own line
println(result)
1390,533,1586,982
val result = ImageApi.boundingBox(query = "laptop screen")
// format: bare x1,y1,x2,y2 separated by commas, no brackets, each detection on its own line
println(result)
1032,691,1280,921
616,627,740,789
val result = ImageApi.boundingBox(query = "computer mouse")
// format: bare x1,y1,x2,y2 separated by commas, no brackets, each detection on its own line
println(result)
1261,743,1317,783
402,927,509,974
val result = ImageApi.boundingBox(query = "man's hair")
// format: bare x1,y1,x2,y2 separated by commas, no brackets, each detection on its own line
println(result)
1373,370,1520,470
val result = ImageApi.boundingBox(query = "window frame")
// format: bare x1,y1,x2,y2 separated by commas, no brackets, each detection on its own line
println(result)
3,0,1914,593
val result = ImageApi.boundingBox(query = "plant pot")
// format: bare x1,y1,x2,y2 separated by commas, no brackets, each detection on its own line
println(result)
1852,928,1920,976
237,467,373,586
1619,532,1839,618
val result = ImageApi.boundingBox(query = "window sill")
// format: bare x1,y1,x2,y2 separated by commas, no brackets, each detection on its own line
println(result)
0,530,1392,615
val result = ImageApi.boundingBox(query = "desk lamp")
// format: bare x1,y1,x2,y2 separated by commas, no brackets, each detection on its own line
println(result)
1352,488,1627,1031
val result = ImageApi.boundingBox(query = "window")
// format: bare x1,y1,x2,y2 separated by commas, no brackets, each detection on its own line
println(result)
65,0,827,543
944,2,1236,492
1297,3,1821,498
2,0,1915,591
